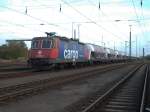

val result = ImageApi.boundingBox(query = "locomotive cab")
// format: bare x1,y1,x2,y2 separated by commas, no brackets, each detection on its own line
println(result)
28,37,58,67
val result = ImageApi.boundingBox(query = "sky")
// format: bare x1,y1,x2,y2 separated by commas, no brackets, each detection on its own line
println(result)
0,0,150,56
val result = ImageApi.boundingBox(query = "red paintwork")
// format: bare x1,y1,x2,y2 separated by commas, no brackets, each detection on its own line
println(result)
50,48,58,59
29,48,58,59
49,38,59,59
84,48,90,60
29,37,59,59
29,49,47,58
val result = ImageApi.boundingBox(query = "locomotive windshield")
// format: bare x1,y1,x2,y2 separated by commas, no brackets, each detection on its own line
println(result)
31,40,39,49
42,39,52,48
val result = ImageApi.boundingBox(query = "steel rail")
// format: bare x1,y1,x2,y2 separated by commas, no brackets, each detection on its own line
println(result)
140,65,149,112
0,67,31,72
81,64,143,112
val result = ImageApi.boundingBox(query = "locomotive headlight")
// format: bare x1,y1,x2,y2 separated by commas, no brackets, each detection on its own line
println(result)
38,50,42,55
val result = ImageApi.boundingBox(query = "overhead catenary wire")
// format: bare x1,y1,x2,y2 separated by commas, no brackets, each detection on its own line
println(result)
34,0,74,22
131,0,147,56
131,0,145,38
140,0,147,35
0,20,45,33
25,0,80,36
87,0,129,40
139,0,149,56
0,5,72,33
61,0,125,41
0,6,58,26
34,0,124,42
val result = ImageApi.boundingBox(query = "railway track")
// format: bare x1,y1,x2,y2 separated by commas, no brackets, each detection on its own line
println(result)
0,67,31,72
144,64,150,112
0,63,128,80
0,62,140,80
77,64,148,112
0,62,119,72
0,63,133,103
0,62,29,72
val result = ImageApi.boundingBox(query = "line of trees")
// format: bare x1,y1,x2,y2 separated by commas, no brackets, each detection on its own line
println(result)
0,41,28,59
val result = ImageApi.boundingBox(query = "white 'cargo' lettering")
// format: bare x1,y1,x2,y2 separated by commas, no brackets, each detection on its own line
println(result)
64,49,78,59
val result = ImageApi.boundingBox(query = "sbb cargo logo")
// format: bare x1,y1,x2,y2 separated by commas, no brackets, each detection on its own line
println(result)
64,49,78,59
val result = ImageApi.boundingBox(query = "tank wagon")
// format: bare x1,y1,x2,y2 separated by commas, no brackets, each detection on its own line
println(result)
28,32,128,68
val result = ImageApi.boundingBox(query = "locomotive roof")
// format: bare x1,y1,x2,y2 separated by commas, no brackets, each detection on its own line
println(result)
32,36,84,44
33,36,75,41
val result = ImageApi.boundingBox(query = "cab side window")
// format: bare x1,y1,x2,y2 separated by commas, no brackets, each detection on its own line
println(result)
31,40,39,49
42,39,52,48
